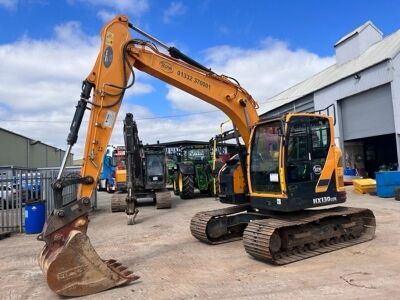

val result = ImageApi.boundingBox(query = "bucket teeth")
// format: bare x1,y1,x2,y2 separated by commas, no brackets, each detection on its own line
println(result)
117,266,128,272
110,262,122,268
39,230,139,297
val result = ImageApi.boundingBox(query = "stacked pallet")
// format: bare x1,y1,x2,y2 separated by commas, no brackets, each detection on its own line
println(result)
353,178,376,194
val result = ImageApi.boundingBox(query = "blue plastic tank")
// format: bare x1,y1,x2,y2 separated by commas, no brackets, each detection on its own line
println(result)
376,171,400,198
25,201,46,234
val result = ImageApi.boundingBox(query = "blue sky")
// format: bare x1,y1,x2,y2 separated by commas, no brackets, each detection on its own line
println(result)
1,1,398,54
0,0,399,157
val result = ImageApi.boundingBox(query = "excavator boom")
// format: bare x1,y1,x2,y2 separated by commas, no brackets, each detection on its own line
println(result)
38,16,141,296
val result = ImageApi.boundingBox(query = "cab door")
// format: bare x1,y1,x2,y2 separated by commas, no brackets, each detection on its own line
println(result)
285,116,331,200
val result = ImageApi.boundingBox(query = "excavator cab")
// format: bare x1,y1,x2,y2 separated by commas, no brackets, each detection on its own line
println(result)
218,112,344,209
144,146,167,190
249,113,346,212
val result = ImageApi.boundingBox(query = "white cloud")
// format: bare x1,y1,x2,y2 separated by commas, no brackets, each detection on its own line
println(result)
0,21,154,158
97,9,116,23
164,38,334,134
163,2,186,23
110,108,227,147
0,0,17,10
166,88,216,112
203,38,335,102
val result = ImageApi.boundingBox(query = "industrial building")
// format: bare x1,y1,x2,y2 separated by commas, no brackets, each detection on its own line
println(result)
260,21,400,177
0,127,73,168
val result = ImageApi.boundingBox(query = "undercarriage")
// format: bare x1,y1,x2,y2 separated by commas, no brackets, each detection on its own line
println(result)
111,189,172,212
190,205,375,264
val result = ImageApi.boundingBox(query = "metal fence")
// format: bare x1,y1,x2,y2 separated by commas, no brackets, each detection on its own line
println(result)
0,166,97,233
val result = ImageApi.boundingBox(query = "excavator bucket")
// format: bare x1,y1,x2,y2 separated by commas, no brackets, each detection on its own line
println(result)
39,221,139,297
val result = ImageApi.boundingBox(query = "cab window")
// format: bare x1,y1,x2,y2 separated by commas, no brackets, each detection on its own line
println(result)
286,121,311,183
250,122,281,193
310,118,330,159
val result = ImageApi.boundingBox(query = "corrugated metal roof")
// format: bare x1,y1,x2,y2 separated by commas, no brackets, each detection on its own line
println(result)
0,126,66,152
259,29,400,115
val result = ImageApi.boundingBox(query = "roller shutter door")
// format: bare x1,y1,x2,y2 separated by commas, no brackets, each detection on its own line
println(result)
341,84,395,141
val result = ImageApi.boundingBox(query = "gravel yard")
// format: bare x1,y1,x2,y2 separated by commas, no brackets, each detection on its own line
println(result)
0,187,399,300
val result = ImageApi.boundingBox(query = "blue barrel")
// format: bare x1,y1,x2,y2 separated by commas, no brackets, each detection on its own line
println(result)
376,171,400,198
25,201,46,234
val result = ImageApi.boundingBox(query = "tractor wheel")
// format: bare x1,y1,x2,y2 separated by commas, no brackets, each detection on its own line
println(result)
173,174,180,196
178,173,194,199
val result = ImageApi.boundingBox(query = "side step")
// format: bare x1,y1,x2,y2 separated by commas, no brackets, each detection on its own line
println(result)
243,206,376,265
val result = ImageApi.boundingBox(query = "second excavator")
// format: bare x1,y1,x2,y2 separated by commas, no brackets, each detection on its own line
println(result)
38,15,376,297
110,113,172,224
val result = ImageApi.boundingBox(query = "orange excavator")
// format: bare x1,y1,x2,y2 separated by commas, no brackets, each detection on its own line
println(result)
38,15,376,297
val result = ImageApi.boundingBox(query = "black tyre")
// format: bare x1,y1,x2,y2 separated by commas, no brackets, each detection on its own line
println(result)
179,173,195,199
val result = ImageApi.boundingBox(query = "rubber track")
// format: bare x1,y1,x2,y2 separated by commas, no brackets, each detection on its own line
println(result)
190,204,251,244
111,194,127,212
155,191,172,209
243,206,376,265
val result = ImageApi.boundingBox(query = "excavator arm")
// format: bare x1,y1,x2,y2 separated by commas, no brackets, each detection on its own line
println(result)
38,15,260,296
125,38,259,146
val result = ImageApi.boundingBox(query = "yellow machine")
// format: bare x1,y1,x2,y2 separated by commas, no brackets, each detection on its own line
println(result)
38,15,376,296
115,170,127,190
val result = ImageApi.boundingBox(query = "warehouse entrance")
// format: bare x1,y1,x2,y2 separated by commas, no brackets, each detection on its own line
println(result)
344,134,398,178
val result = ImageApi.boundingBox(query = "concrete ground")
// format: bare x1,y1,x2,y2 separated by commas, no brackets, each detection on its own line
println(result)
0,187,399,300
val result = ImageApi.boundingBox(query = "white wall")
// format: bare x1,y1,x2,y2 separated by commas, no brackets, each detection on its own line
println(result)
391,53,400,163
336,25,382,65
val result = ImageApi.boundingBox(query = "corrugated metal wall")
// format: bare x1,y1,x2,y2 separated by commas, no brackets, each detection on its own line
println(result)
0,129,73,168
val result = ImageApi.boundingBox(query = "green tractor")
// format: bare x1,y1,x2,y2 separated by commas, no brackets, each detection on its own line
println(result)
166,154,178,186
173,145,214,199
